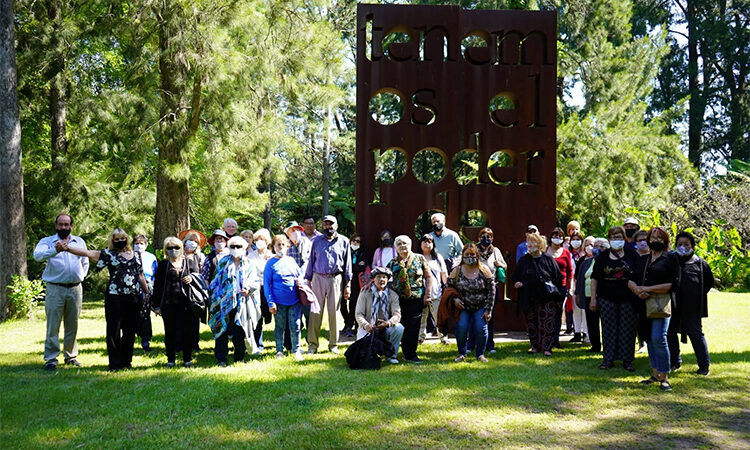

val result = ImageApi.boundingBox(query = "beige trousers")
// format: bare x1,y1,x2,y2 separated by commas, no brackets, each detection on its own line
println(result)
44,283,83,364
307,273,342,350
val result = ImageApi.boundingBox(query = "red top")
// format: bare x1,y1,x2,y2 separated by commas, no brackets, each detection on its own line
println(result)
551,247,574,289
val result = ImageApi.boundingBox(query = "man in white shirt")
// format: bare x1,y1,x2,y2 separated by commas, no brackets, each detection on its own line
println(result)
33,214,89,371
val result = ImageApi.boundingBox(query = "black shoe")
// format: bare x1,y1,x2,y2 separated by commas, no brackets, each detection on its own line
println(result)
183,362,194,368
570,333,582,343
623,362,635,372
563,329,574,335
586,347,601,353
65,358,82,367
671,363,682,372
404,357,423,364
218,361,227,367
43,363,57,371
142,342,152,352
554,343,563,349
660,380,673,391
640,376,658,384
167,361,176,368
696,367,710,376
599,362,613,370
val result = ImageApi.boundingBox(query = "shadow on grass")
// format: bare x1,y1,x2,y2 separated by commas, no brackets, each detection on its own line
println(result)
3,343,749,448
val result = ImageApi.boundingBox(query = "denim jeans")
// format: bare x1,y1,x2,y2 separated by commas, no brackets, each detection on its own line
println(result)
456,309,488,357
646,317,671,373
274,303,301,353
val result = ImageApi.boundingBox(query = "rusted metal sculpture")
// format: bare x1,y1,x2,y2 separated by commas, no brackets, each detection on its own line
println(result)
356,4,557,329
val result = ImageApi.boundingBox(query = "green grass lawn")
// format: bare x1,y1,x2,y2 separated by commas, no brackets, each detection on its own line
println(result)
1,292,749,449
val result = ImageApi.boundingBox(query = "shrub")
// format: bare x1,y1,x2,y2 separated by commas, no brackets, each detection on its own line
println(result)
7,275,45,320
694,224,750,290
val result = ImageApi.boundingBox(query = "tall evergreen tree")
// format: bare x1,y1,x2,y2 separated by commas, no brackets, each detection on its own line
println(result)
1,0,27,319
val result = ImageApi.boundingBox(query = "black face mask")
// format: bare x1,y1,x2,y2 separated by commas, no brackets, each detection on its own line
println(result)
432,223,444,232
648,241,666,251
479,236,492,246
381,238,393,247
113,240,127,250
324,228,335,238
56,229,71,239
625,228,636,238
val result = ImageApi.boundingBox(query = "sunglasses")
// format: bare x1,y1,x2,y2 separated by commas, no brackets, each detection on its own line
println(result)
166,246,180,250
526,229,537,233
229,245,244,249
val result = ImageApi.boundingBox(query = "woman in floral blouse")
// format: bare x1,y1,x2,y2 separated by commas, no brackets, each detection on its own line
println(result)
387,235,432,364
66,228,150,371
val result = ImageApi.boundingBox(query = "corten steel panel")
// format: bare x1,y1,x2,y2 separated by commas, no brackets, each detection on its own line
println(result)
356,4,557,330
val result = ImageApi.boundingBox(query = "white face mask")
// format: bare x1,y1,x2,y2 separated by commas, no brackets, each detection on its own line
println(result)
184,240,198,252
551,237,564,245
134,243,146,253
231,248,245,258
255,240,267,251
584,245,594,256
609,239,625,250
351,243,360,251
215,241,226,251
570,239,582,249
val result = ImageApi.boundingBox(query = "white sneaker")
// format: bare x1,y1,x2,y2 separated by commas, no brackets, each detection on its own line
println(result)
294,351,304,361
329,347,341,355
275,352,285,359
637,345,647,354
388,357,399,364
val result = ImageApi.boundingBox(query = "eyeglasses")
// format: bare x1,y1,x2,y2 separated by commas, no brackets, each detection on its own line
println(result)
526,229,537,233
229,245,244,249
166,246,180,250
352,239,361,243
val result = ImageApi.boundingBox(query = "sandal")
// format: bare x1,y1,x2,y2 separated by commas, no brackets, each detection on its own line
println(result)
660,380,672,391
640,376,658,385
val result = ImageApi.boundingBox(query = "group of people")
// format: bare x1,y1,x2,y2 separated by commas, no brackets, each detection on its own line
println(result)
35,212,714,391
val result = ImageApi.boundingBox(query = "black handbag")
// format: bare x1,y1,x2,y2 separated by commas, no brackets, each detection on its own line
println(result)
531,256,563,303
181,262,209,323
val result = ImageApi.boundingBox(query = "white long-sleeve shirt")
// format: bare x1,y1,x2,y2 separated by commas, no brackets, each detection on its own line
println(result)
33,234,90,284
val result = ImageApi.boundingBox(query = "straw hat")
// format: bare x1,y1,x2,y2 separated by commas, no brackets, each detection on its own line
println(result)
178,229,207,248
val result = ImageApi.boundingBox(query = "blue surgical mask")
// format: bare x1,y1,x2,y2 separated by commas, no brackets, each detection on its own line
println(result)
636,241,649,252
591,248,601,256
676,246,693,257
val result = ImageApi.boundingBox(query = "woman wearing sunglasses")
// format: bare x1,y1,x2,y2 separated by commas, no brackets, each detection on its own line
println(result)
151,236,202,368
208,236,260,366
65,228,151,371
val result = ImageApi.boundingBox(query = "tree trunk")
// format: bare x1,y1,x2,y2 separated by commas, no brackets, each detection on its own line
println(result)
322,105,331,216
263,167,272,230
0,0,28,320
47,0,67,172
153,2,193,244
686,0,706,169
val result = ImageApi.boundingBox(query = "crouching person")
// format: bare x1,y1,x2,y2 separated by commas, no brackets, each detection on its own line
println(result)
355,267,404,364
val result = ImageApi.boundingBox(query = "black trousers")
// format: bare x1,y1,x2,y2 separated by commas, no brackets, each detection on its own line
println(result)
667,311,710,369
162,302,194,363
399,297,424,360
105,294,140,370
341,283,360,331
584,297,601,351
137,294,152,344
215,309,246,363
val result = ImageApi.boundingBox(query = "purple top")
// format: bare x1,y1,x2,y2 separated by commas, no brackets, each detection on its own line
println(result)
304,233,353,281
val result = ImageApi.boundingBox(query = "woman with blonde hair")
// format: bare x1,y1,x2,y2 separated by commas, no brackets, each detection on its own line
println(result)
151,236,202,368
66,228,151,371
511,233,564,356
